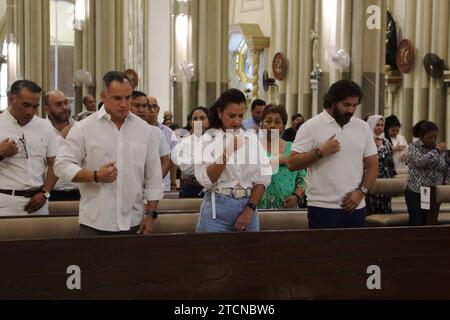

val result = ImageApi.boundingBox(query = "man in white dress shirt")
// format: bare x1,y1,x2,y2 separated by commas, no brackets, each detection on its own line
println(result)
55,71,163,236
131,90,171,181
44,90,80,201
147,95,178,191
0,80,59,216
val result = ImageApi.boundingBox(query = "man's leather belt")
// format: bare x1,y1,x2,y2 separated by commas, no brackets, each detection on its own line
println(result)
0,189,41,198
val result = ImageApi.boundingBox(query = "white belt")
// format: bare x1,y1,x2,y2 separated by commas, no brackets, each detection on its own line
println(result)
210,187,252,220
216,187,252,199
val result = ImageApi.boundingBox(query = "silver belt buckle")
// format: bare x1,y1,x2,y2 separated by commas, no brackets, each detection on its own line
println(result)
233,188,245,199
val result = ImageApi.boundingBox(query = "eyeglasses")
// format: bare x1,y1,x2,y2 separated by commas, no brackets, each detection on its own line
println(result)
148,104,160,109
18,134,28,159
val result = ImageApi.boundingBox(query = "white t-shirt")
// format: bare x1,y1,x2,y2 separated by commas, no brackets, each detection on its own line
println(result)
291,110,377,209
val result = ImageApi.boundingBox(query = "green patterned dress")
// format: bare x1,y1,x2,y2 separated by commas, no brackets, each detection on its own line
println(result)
259,142,307,209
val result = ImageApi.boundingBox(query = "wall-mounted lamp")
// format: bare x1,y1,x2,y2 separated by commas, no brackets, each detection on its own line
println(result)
74,0,86,31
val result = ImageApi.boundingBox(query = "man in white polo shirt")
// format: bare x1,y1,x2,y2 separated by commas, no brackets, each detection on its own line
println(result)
0,80,59,216
288,79,378,229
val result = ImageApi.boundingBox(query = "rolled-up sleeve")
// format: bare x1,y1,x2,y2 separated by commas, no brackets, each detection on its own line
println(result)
54,124,85,182
194,137,217,189
144,129,164,201
253,142,272,189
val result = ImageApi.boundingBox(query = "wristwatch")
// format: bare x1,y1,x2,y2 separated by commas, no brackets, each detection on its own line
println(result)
359,186,369,195
40,189,51,199
145,210,158,219
246,202,257,212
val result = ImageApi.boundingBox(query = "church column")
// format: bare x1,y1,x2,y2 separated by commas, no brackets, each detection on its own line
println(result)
297,0,314,119
428,0,449,140
7,0,50,115
412,0,432,125
400,0,416,142
93,0,125,95
284,0,300,117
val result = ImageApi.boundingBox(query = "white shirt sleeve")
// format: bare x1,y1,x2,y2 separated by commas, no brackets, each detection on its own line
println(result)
194,134,217,189
157,129,170,157
46,123,59,158
144,128,164,201
363,122,378,158
291,122,315,153
252,141,272,189
54,123,86,182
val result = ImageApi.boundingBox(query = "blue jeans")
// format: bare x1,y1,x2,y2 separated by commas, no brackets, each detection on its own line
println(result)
307,206,367,229
196,192,259,233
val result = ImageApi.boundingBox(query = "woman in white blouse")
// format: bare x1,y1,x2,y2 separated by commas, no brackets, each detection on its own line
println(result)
384,115,408,170
194,89,271,233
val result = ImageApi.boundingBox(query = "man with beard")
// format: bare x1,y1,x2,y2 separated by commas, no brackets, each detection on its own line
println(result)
282,113,305,142
288,79,378,229
242,99,266,131
44,91,80,201
0,80,59,216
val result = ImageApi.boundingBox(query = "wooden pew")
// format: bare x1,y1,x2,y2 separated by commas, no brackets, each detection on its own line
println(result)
365,178,409,226
48,198,203,215
428,185,450,225
0,210,309,240
2,226,450,299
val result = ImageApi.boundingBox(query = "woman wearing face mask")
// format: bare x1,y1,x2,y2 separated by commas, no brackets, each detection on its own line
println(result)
194,89,271,233
405,120,449,225
173,107,210,198
366,115,396,213
384,115,408,170
258,104,306,209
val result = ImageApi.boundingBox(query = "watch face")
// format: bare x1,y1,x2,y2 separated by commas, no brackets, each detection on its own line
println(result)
44,192,51,199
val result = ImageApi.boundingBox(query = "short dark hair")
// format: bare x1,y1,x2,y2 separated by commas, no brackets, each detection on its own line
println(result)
251,99,266,111
291,113,304,122
323,79,363,108
412,120,439,138
82,95,94,106
132,90,146,99
9,80,42,96
102,71,130,90
209,89,246,129
260,104,288,126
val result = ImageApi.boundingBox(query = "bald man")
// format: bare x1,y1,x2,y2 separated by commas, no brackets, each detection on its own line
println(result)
45,91,80,201
148,96,178,191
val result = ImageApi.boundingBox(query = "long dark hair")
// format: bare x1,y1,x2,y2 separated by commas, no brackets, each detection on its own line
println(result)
184,106,209,132
208,89,246,129
384,114,402,144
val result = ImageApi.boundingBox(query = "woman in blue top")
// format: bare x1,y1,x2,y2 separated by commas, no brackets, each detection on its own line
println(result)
258,105,306,209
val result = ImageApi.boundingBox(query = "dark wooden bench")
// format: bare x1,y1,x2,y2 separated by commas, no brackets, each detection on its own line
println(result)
1,226,450,299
